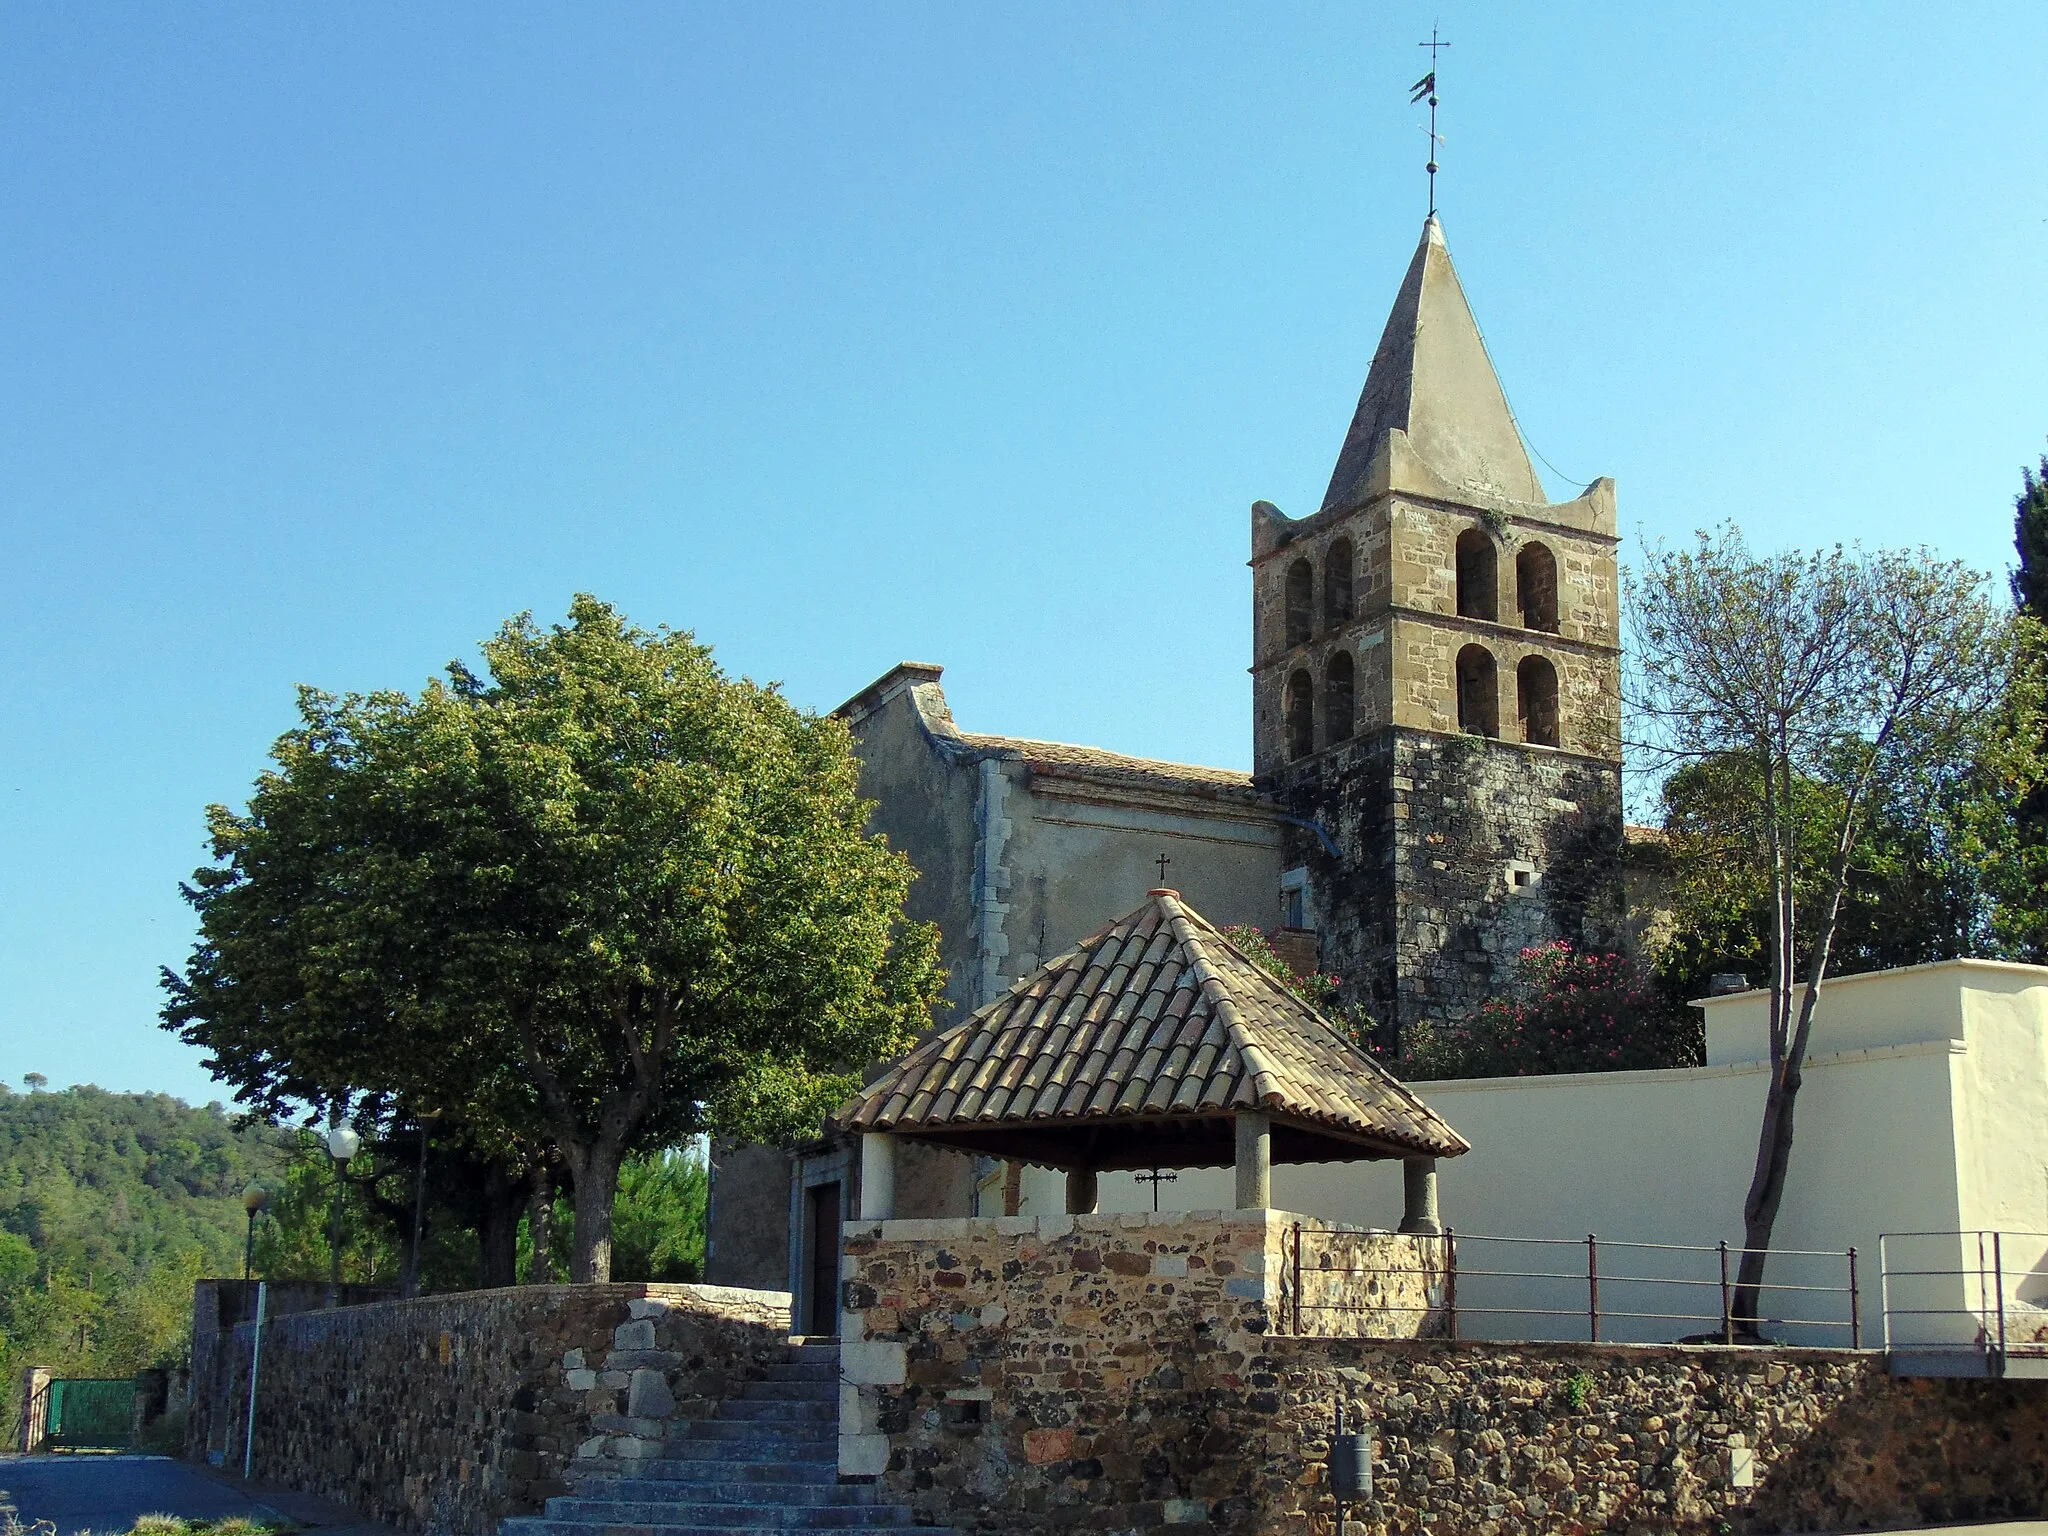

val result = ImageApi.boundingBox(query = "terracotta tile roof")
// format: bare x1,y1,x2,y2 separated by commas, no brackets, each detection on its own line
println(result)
954,733,1259,799
834,889,1468,1168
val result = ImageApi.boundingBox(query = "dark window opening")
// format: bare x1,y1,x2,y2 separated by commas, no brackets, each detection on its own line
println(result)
1285,559,1315,648
1456,644,1499,738
1455,528,1497,622
1324,538,1354,626
1517,542,1559,633
1285,669,1315,760
1517,655,1560,748
1323,651,1355,745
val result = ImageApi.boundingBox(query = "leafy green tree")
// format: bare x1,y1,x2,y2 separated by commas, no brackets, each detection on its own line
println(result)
166,597,946,1281
610,1146,709,1283
2009,450,2048,620
1654,752,1986,1003
1630,529,2011,1331
1996,448,2048,957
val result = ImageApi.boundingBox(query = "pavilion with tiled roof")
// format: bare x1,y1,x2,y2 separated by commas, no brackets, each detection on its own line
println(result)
834,887,1469,1229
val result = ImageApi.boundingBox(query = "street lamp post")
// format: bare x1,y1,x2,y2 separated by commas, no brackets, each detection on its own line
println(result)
241,1182,269,1281
404,1112,438,1300
324,1122,361,1308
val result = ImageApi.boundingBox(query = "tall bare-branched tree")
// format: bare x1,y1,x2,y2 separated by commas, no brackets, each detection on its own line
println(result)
1629,528,2012,1330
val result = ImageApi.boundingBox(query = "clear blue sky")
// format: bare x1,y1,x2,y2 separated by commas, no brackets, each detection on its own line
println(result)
4,4,2044,1105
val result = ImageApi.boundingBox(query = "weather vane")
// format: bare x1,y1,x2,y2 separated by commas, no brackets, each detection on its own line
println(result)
1412,25,1450,219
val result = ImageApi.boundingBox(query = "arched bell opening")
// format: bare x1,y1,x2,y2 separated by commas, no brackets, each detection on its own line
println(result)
1455,528,1497,622
1285,558,1315,648
1285,668,1316,760
1517,654,1560,748
1456,644,1499,738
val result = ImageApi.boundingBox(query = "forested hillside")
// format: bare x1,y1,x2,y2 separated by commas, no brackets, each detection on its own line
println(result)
0,1081,289,1417
0,1078,709,1428
0,1082,285,1282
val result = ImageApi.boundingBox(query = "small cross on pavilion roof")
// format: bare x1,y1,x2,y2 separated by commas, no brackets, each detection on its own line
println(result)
833,888,1469,1173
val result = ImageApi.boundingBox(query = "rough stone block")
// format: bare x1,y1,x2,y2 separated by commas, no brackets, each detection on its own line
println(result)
1024,1426,1075,1465
626,1369,676,1418
840,1382,875,1433
606,1349,681,1371
1163,1499,1209,1524
613,1318,656,1351
561,1348,585,1370
842,1339,907,1385
563,1369,597,1391
626,1298,673,1320
1154,1256,1189,1279
609,1435,661,1459
839,1431,890,1477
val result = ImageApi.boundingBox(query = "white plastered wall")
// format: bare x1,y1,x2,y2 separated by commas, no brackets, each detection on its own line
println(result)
1013,961,2048,1345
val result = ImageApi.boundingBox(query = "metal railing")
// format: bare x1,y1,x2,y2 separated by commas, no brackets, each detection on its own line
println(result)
1878,1229,2048,1368
1286,1223,1863,1346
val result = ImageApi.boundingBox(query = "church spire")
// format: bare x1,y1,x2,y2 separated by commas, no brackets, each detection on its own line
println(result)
1320,218,1546,512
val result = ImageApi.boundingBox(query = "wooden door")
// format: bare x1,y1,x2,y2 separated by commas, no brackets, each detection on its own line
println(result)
807,1181,841,1337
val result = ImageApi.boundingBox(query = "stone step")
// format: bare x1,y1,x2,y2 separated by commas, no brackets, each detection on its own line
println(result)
505,1508,914,1535
665,1421,835,1448
737,1379,838,1402
548,1487,878,1519
715,1397,836,1423
514,1527,954,1536
757,1361,837,1384
572,1466,841,1495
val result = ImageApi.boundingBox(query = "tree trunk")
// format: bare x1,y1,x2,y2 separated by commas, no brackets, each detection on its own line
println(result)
528,1164,556,1284
565,1142,624,1283
1732,1064,1803,1332
477,1163,524,1288
1732,767,1866,1333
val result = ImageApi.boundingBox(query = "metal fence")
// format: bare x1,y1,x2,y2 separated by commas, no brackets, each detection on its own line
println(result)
1287,1224,1863,1346
1878,1229,2048,1374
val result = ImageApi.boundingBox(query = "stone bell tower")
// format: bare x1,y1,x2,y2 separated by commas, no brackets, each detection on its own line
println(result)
1250,217,1624,1043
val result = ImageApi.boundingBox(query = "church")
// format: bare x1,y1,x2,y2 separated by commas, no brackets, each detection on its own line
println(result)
705,216,1629,1333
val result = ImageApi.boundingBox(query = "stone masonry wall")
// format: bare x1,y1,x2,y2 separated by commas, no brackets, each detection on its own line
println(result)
839,1214,2047,1535
186,1281,790,1536
835,1211,1440,1490
1275,729,1624,1043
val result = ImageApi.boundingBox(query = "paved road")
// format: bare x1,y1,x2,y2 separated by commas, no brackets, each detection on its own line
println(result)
0,1454,288,1534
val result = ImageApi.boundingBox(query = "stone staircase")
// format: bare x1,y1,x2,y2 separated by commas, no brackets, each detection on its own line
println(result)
503,1339,949,1536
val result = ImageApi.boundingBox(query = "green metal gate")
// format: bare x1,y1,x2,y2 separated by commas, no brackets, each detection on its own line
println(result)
42,1378,133,1449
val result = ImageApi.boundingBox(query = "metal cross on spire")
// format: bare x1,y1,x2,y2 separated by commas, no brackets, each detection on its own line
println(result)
1412,25,1450,219
1155,852,1173,885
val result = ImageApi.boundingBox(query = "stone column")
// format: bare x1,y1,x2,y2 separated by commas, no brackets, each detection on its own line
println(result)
858,1134,896,1221
1234,1111,1272,1209
1066,1167,1098,1215
1398,1156,1440,1235
16,1366,51,1453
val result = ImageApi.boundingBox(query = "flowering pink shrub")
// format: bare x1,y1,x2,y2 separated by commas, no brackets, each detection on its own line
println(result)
1389,942,1700,1079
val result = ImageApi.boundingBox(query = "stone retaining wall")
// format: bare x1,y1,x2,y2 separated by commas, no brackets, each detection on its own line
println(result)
187,1280,791,1536
836,1209,1440,1480
841,1212,2047,1535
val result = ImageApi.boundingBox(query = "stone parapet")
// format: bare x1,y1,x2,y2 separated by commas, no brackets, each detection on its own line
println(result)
185,1280,791,1536
835,1209,1442,1486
